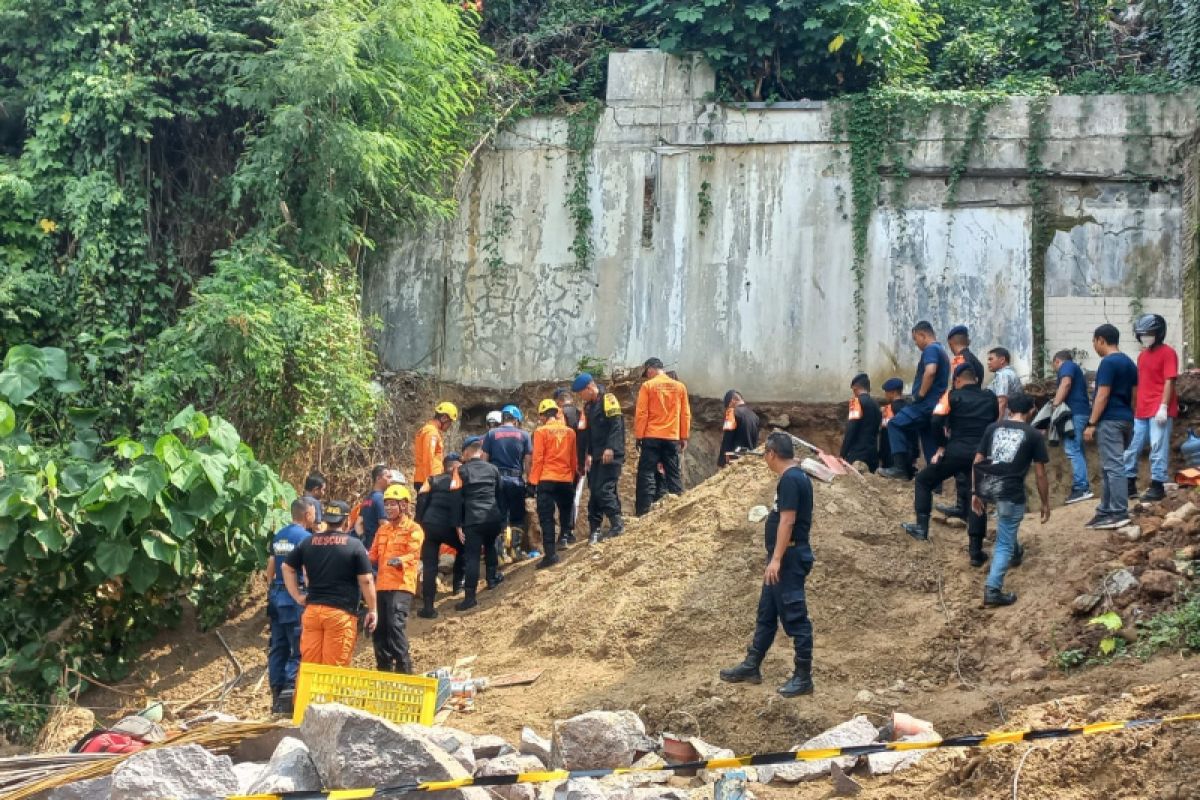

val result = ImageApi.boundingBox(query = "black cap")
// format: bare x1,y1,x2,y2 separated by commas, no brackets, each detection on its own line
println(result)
850,373,870,389
953,362,976,379
948,324,969,340
642,357,665,377
723,389,739,407
322,500,350,525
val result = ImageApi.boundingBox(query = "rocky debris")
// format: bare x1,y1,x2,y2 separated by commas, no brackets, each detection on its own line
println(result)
551,711,649,770
632,790,691,800
473,734,516,760
300,703,488,800
854,689,876,704
478,754,537,800
1177,545,1200,561
1120,548,1146,566
829,762,862,796
1163,502,1199,531
1118,525,1143,542
553,778,610,800
425,726,478,774
684,736,735,783
1009,666,1047,682
110,743,239,800
1141,517,1163,537
759,716,878,783
1140,569,1182,598
233,762,266,794
1149,547,1177,570
1103,568,1140,597
865,731,940,776
516,754,547,772
248,736,323,794
48,775,112,800
1072,593,1102,615
521,727,554,764
601,753,671,788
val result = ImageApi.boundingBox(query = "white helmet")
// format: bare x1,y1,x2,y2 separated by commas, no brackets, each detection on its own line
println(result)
486,410,502,427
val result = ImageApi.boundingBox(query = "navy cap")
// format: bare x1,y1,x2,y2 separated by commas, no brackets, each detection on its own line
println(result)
571,373,593,392
723,389,740,406
553,387,571,400
463,435,484,449
445,452,462,464
953,362,977,379
850,372,869,388
882,378,904,392
641,357,665,377
947,324,969,340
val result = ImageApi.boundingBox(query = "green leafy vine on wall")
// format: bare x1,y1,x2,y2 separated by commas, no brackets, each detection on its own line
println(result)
1026,93,1052,377
482,200,515,274
566,100,603,271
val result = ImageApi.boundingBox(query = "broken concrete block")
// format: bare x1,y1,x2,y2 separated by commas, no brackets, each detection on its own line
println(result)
425,726,478,774
600,753,671,789
1169,502,1199,523
865,731,941,776
473,734,516,760
248,736,323,794
683,737,736,783
552,711,647,770
111,743,239,800
48,775,112,800
553,778,613,800
233,762,266,794
521,727,554,764
478,753,537,800
760,715,878,784
516,754,547,772
300,703,489,800
1102,568,1140,597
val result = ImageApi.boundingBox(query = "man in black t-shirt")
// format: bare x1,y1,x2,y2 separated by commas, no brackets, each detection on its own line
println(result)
840,374,882,472
718,390,760,468
283,525,377,667
719,432,815,698
972,394,1051,608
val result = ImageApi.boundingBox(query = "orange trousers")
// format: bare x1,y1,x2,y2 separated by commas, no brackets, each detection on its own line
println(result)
300,604,357,666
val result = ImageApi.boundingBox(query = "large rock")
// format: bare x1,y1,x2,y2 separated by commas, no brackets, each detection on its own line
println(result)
477,753,537,800
760,716,878,784
686,738,735,784
111,744,239,800
865,730,941,776
552,778,613,800
473,734,517,760
552,711,648,770
1102,568,1140,597
300,703,489,800
48,775,112,800
521,727,554,764
425,726,478,774
1140,569,1182,598
249,736,324,794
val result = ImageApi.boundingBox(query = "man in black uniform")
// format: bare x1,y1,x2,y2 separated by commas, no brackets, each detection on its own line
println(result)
415,453,465,619
571,373,625,544
937,325,986,522
455,436,504,611
878,377,907,469
718,389,760,467
719,432,816,698
840,374,882,472
901,364,997,567
555,386,588,539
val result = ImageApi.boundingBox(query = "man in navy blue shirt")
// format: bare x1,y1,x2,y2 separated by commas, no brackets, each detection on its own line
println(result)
360,464,395,550
719,432,815,698
1083,324,1138,530
1051,350,1093,504
880,321,950,480
265,498,313,714
482,405,534,556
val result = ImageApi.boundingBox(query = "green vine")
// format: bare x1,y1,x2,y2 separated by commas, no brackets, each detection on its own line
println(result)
697,180,713,234
565,100,603,271
482,200,515,275
1123,94,1151,176
1026,93,1052,377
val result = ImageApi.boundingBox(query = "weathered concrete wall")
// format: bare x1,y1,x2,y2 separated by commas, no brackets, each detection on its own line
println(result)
367,50,1198,400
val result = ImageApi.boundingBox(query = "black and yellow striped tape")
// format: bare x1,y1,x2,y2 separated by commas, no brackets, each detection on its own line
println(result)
229,712,1200,799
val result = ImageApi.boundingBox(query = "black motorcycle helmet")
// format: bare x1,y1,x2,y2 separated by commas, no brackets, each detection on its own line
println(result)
1133,313,1166,347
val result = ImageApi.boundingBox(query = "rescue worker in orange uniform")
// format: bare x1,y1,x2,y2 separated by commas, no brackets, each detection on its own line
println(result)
368,484,424,673
283,508,378,668
530,399,578,568
414,402,459,491
634,358,691,516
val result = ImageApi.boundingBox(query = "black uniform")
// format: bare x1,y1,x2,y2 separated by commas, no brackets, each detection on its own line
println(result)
748,466,815,673
455,458,503,600
957,348,985,387
580,387,625,533
948,348,986,514
415,470,465,612
840,393,882,472
878,397,909,469
718,405,760,467
916,385,997,558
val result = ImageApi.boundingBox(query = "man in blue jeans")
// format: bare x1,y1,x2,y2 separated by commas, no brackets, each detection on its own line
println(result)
971,394,1050,607
1050,350,1093,504
880,321,950,480
265,498,314,713
1084,324,1138,530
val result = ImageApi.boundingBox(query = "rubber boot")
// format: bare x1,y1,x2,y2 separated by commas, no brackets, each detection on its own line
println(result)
935,502,967,521
270,686,283,714
456,591,479,611
777,659,814,697
718,650,763,684
277,687,295,716
879,466,911,481
1141,480,1166,502
968,532,988,568
983,587,1017,607
417,600,438,619
901,513,930,542
608,515,625,538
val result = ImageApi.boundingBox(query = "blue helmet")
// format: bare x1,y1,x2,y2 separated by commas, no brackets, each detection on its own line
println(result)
501,404,523,423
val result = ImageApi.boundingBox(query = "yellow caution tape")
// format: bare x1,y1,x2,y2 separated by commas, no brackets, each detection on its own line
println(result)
228,712,1200,799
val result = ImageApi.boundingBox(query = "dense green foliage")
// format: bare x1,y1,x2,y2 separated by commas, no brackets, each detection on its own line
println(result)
0,346,292,741
0,0,489,456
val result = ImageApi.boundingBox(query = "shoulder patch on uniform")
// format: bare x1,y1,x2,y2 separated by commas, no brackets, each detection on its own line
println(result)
603,393,621,417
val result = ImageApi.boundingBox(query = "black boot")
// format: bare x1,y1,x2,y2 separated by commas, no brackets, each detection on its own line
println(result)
588,526,602,545
608,515,625,537
935,502,967,521
879,466,912,481
557,534,570,550
456,593,479,611
537,553,561,569
277,687,295,716
901,514,930,541
983,587,1017,607
417,603,438,619
1010,543,1025,568
777,659,814,697
270,686,283,714
718,650,764,684
1127,477,1139,497
1141,481,1166,502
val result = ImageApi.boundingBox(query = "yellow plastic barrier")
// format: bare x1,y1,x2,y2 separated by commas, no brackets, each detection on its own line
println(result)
291,662,439,726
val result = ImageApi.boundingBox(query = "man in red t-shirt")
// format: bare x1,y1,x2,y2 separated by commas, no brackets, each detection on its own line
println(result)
1123,313,1178,501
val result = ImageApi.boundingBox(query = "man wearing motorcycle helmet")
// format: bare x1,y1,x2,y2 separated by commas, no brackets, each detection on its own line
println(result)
1123,313,1178,502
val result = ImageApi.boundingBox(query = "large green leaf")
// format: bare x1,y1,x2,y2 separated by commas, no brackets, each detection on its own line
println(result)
195,451,229,492
38,347,67,381
0,401,14,437
4,344,45,371
166,405,197,432
125,461,168,500
142,529,180,566
154,433,188,470
0,517,18,550
207,416,240,455
87,498,129,535
32,521,67,553
125,551,160,593
95,539,135,577
0,362,43,405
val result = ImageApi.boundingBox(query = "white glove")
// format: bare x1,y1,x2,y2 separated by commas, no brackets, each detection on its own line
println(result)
1154,404,1168,425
